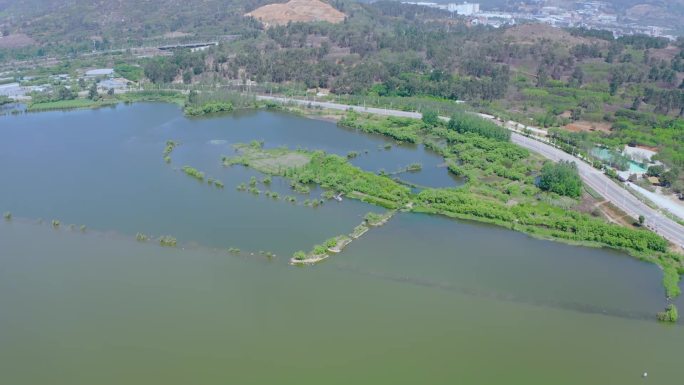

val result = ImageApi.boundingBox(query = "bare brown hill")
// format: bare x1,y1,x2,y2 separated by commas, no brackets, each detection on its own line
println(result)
245,0,345,27
0,33,35,48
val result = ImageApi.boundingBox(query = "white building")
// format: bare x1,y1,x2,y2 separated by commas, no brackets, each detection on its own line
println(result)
402,2,481,16
447,2,480,16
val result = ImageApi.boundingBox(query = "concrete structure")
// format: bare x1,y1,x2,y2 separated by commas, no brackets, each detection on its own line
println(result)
85,68,114,77
98,78,129,91
448,2,480,16
0,83,22,97
402,2,480,16
623,146,657,164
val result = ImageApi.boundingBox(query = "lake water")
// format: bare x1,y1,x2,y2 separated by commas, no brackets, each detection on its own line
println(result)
1,103,682,384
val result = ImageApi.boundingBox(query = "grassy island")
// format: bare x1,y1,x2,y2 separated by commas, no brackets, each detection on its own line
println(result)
657,304,679,323
182,166,205,181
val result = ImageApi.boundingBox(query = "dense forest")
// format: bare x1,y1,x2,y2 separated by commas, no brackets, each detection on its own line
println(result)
153,1,684,186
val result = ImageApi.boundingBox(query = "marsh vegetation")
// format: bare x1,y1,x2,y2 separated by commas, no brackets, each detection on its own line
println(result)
182,166,205,181
159,235,177,247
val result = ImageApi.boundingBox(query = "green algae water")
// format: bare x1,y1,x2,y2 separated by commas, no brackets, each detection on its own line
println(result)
1,104,682,384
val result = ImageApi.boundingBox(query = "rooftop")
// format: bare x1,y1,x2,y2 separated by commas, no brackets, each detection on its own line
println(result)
85,68,114,76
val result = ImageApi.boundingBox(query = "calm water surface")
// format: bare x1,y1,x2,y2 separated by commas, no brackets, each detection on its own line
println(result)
0,103,681,384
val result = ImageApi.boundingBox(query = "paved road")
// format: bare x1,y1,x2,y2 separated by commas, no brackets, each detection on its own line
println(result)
512,135,684,247
257,95,684,247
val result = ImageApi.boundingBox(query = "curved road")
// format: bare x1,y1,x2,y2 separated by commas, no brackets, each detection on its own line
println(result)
257,95,684,247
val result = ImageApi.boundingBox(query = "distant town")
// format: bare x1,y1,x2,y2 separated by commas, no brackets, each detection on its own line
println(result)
402,1,678,40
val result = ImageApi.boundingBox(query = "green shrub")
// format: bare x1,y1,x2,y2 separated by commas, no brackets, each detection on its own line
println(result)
657,304,678,323
184,102,233,116
421,110,440,126
182,166,204,180
293,250,307,260
312,244,328,255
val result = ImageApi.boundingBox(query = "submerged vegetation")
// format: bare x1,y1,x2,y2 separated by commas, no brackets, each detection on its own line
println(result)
159,235,177,247
163,140,179,163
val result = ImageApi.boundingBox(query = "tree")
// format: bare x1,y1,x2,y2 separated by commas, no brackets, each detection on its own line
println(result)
571,107,582,121
646,165,665,177
188,90,198,104
570,66,584,86
144,58,179,84
448,112,510,141
55,86,76,101
421,110,439,126
538,161,583,198
88,83,98,100
660,168,680,188
638,215,645,226
182,70,192,84
609,78,619,96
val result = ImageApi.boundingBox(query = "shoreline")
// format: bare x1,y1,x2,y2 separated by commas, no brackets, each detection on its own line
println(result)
4,97,680,301
290,254,329,265
5,97,674,253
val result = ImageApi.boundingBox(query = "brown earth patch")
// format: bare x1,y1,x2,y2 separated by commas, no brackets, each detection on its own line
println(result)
637,144,659,152
626,4,666,19
503,23,601,46
564,120,612,133
0,33,36,48
577,192,636,227
650,45,679,61
245,0,345,27
163,31,193,39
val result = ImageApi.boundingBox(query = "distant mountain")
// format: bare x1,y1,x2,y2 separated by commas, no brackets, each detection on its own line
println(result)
0,0,277,46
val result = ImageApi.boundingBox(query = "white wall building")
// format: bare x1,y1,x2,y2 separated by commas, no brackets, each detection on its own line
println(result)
448,2,480,16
